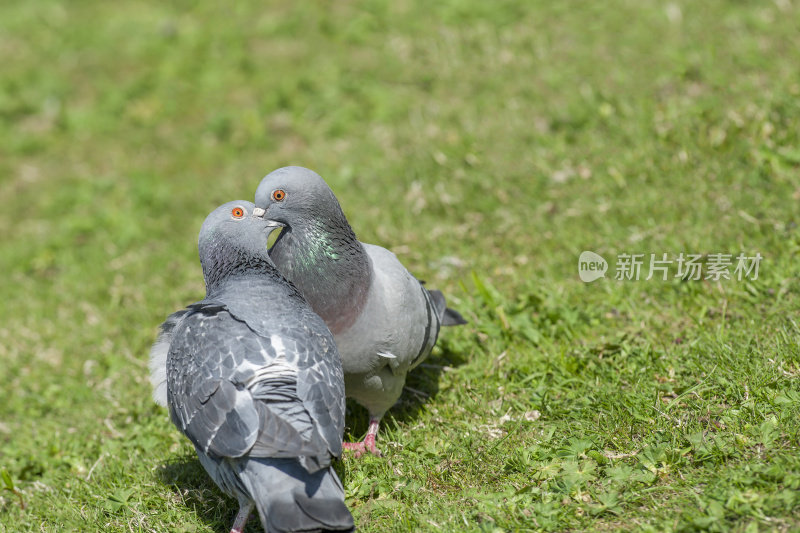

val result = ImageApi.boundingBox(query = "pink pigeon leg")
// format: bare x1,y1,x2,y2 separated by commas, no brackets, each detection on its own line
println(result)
343,417,382,458
230,502,253,533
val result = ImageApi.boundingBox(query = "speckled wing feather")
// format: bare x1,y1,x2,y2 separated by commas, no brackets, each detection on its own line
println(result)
221,291,347,455
166,300,344,464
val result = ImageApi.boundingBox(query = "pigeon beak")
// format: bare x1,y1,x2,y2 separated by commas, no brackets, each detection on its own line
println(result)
252,207,284,228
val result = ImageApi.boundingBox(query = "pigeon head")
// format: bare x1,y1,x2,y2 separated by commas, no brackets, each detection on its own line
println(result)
253,166,347,230
252,166,369,332
198,200,280,292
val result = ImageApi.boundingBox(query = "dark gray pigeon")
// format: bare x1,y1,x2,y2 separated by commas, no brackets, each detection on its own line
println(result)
253,167,467,457
151,200,354,533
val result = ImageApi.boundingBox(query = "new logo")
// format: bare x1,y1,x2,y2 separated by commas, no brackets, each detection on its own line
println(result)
579,251,607,282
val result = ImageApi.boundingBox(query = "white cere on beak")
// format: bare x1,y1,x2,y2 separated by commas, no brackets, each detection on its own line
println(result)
252,207,266,218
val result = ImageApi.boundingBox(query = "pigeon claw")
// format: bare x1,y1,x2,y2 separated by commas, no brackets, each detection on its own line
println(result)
343,416,383,458
343,435,382,458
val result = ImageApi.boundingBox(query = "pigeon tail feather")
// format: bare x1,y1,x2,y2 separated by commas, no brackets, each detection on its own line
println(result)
442,307,468,326
237,458,354,533
427,289,468,327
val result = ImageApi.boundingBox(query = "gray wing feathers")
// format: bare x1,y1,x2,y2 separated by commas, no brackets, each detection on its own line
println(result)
166,304,336,463
230,305,345,458
249,401,328,461
427,289,447,322
408,283,439,370
166,311,262,457
183,379,259,458
298,367,344,457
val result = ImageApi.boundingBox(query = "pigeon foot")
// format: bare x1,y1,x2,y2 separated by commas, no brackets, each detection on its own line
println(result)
343,418,382,458
230,501,252,533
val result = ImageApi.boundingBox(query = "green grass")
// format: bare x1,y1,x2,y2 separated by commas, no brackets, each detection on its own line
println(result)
1,0,800,531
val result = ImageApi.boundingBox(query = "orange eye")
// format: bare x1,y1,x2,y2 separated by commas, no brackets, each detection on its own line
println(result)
272,189,286,201
231,207,245,218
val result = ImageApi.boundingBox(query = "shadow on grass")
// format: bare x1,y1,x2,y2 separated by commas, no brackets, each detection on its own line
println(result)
156,448,357,533
157,455,260,533
156,333,468,531
343,335,469,444
158,455,354,533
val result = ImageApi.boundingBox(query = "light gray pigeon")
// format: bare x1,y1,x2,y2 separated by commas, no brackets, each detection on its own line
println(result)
150,200,354,533
253,167,467,457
